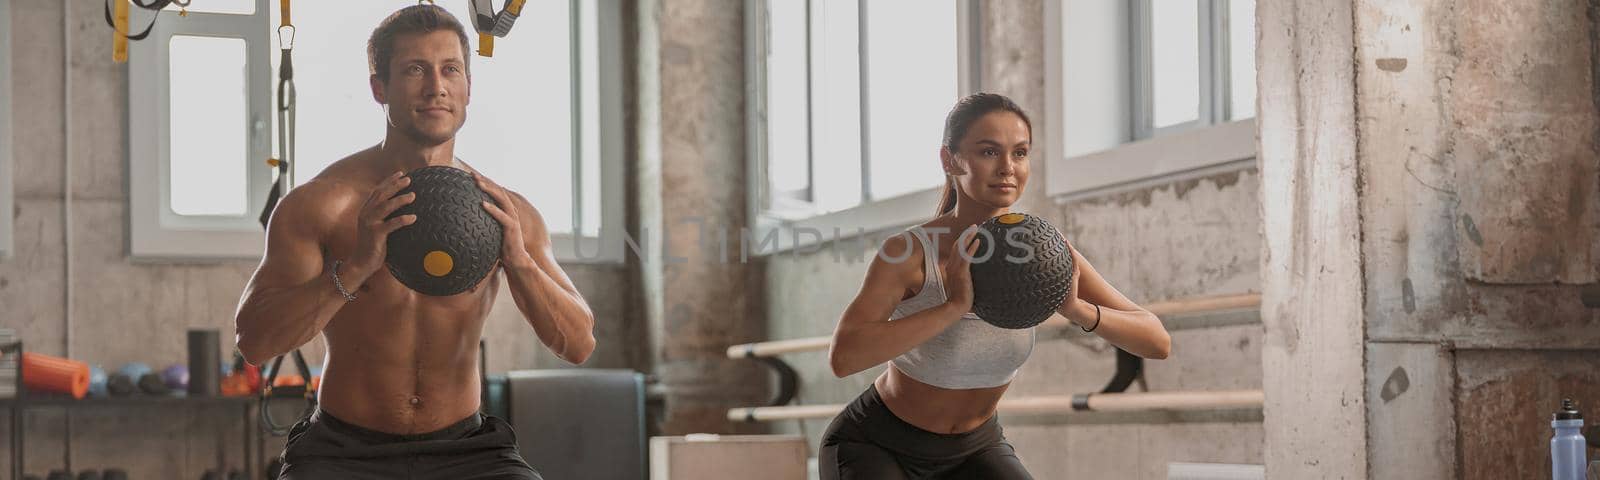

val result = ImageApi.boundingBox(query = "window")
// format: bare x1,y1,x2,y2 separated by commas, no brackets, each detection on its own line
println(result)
0,0,12,259
749,0,971,251
1045,0,1257,200
1132,0,1255,139
128,0,272,260
131,0,624,262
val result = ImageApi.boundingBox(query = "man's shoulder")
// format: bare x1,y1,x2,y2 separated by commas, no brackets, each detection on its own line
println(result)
270,152,382,230
312,148,388,186
281,177,361,206
267,178,358,236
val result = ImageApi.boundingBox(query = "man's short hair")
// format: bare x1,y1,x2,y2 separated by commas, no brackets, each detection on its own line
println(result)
367,4,472,82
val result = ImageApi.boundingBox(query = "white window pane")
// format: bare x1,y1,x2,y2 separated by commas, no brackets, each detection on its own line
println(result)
440,1,575,234
1151,0,1200,128
767,0,811,198
283,6,391,182
864,0,956,201
810,0,862,213
169,35,249,216
284,3,577,234
1228,0,1256,121
166,0,255,15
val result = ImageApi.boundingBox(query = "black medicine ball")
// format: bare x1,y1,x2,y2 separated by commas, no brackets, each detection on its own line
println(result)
385,166,504,296
968,213,1075,329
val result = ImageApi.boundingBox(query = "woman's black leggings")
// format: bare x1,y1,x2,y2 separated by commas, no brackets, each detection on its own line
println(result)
818,385,1033,480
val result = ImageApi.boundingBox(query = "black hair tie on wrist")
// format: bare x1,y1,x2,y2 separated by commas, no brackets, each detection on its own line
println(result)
1081,303,1102,333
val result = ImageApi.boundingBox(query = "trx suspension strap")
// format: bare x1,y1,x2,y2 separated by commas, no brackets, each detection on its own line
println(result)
259,349,317,436
260,0,295,227
253,0,314,437
466,0,528,57
105,0,184,62
112,0,129,62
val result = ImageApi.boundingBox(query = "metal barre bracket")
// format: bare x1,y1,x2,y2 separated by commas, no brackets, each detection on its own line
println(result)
753,356,799,407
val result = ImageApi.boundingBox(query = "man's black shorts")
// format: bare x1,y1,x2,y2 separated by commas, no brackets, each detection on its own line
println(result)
277,409,542,480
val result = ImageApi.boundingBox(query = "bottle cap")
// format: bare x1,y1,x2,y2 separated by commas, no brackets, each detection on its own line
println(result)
1555,399,1583,421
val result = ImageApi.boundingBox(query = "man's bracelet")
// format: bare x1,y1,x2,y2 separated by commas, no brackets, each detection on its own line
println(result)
332,259,358,302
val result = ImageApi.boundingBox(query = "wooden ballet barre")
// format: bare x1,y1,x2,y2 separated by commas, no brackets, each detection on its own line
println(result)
728,389,1265,422
1039,292,1262,328
724,336,833,359
727,403,848,422
725,292,1262,359
1002,389,1265,413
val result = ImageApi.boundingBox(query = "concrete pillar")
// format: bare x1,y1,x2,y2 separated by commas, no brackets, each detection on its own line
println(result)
1258,0,1369,478
1447,0,1599,284
980,0,1051,214
1263,0,1600,478
1354,0,1600,478
637,0,769,435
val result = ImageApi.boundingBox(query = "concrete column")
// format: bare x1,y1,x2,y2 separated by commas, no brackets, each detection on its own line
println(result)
1354,0,1600,478
980,0,1051,215
1258,0,1369,478
1264,0,1600,477
1446,0,1599,284
639,0,769,435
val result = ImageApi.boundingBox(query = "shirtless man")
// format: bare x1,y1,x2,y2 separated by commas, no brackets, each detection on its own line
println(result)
234,6,595,479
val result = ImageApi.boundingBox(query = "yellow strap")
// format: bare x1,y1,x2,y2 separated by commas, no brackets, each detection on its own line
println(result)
505,0,527,16
279,0,291,27
477,32,494,57
113,0,129,63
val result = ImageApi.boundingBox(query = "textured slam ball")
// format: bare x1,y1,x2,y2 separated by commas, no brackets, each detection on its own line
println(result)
968,213,1075,329
384,166,504,296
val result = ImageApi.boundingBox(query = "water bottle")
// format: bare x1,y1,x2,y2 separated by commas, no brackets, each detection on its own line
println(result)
1551,399,1587,480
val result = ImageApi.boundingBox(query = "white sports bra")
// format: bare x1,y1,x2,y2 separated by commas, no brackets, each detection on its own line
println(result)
888,227,1035,390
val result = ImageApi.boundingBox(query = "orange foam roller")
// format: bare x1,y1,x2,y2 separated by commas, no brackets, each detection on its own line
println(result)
21,352,90,399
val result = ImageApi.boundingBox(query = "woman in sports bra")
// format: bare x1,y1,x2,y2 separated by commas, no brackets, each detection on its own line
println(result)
820,93,1173,480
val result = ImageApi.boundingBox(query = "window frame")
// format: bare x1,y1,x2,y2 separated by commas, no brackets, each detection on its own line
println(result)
745,0,978,255
1131,0,1248,140
1046,0,1257,202
0,0,12,260
128,0,627,263
559,0,627,264
128,0,274,261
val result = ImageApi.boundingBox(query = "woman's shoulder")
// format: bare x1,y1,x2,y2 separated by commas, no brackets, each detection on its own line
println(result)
871,226,937,290
876,226,930,261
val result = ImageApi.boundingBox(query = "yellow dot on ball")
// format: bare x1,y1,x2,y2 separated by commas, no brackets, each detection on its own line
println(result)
997,213,1026,225
423,251,454,277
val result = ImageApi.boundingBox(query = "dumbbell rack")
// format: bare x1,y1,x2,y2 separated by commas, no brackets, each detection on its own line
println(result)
0,342,264,480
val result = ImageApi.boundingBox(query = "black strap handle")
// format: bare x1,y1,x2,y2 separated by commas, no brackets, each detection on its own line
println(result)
103,0,172,41
259,349,317,436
